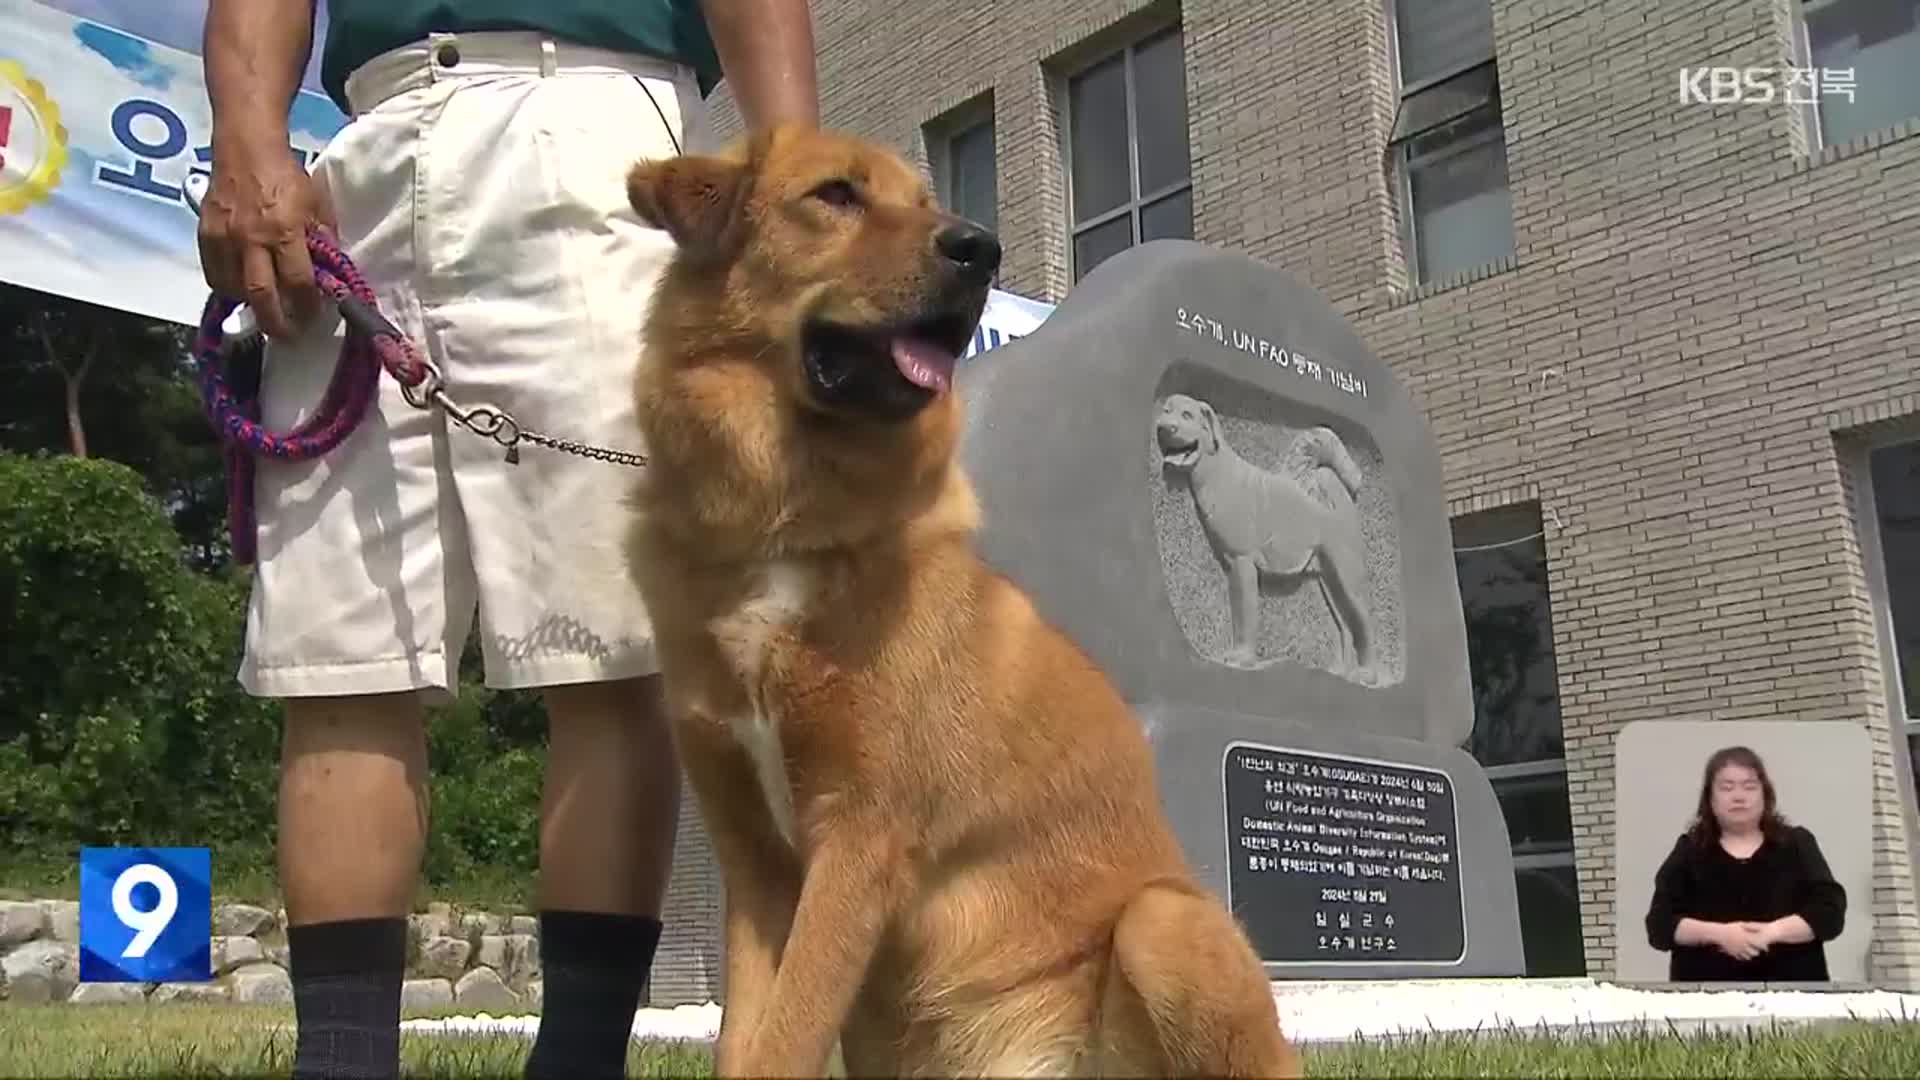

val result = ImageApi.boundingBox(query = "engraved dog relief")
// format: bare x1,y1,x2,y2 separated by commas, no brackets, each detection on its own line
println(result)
1153,389,1400,686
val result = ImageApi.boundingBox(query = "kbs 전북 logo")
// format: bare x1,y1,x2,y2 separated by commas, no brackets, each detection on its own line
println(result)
78,847,213,983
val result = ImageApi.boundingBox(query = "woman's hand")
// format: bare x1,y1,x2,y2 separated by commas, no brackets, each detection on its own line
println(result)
1713,921,1769,961
1746,916,1816,949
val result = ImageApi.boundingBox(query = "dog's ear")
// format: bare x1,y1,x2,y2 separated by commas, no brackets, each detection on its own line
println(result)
1199,401,1222,449
627,153,753,265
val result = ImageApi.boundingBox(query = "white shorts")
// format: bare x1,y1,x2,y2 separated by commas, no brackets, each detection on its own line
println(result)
238,32,708,702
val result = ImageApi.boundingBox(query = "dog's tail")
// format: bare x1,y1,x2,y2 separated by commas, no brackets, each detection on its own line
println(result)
1103,878,1302,1077
1287,426,1364,502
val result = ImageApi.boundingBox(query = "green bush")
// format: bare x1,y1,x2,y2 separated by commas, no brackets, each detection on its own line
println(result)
0,452,282,855
0,450,552,898
422,676,546,888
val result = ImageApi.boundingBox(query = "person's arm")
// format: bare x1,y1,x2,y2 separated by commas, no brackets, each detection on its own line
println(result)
1673,918,1731,948
1647,837,1697,951
1754,915,1816,946
700,0,819,130
205,0,313,159
1760,827,1847,945
198,0,331,337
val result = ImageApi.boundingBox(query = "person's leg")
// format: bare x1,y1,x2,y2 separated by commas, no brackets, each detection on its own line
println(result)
237,46,477,1080
278,693,429,1079
536,678,678,916
524,676,680,1080
403,37,709,1079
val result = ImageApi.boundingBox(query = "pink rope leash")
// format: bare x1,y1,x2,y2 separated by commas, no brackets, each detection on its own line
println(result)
189,225,433,564
183,177,647,565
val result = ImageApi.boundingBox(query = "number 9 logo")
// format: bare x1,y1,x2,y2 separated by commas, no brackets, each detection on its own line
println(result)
111,862,179,959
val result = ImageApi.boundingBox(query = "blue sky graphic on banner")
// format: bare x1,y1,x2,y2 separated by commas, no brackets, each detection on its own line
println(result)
0,0,344,325
31,0,331,91
0,0,1054,348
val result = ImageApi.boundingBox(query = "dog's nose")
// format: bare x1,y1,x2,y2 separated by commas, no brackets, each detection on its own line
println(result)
936,221,1003,283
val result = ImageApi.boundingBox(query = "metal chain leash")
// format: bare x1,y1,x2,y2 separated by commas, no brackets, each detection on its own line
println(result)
400,352,649,468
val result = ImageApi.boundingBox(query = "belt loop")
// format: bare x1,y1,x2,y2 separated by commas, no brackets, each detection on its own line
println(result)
540,39,558,77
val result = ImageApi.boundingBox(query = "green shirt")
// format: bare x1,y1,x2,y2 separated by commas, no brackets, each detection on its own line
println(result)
319,0,723,112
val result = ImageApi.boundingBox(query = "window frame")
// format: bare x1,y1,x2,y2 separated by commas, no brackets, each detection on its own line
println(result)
1847,427,1920,890
1484,759,1575,860
1793,0,1838,153
1383,0,1500,98
1059,23,1194,283
1863,436,1920,731
1385,0,1513,287
1452,500,1584,977
928,99,998,233
1792,0,1920,153
1398,104,1509,286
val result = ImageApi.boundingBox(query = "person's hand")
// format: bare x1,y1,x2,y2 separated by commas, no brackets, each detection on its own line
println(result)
197,137,334,339
1743,920,1781,949
1713,921,1768,961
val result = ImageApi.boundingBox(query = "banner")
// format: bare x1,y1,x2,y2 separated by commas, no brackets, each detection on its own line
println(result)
967,286,1054,360
0,0,343,325
0,0,1053,349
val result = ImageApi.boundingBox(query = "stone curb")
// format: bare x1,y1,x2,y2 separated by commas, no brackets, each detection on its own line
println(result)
0,898,542,1008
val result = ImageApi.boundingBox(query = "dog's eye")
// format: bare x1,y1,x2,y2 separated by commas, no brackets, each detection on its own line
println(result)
809,179,861,209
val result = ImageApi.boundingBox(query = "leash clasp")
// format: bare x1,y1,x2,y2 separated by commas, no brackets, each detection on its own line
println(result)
399,353,446,412
434,395,524,465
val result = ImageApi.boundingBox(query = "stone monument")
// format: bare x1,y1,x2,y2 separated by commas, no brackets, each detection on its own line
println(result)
955,239,1525,978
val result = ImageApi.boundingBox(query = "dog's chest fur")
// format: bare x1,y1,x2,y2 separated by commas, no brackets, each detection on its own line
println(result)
707,560,814,846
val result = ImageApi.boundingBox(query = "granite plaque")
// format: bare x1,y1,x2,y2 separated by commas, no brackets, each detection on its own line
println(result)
1223,742,1465,966
956,239,1525,978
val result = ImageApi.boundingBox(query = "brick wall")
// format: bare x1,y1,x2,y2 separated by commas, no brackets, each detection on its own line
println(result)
700,0,1920,983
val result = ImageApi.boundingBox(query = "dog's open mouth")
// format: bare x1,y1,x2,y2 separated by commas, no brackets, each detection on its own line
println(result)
801,311,976,419
1156,427,1201,468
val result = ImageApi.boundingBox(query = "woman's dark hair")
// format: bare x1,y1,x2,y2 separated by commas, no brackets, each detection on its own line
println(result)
1686,745,1790,847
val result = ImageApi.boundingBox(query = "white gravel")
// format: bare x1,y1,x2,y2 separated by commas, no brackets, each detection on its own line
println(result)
401,1001,721,1042
397,979,1920,1046
1269,978,1920,1043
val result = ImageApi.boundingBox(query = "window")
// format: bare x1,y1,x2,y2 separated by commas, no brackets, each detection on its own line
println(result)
1452,503,1584,976
1063,26,1192,282
931,110,998,234
1868,440,1920,780
1799,0,1920,149
1389,0,1515,285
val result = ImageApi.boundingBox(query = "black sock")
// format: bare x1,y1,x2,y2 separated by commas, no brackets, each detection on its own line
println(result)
287,917,408,1080
525,911,663,1080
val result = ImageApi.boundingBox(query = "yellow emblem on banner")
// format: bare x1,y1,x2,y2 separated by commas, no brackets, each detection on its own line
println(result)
0,60,70,216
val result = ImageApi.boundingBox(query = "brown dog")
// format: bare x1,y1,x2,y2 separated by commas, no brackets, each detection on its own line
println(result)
621,123,1302,1079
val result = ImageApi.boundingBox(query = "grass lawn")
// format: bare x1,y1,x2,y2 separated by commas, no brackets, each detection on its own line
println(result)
3,1003,1919,1078
0,1004,708,1079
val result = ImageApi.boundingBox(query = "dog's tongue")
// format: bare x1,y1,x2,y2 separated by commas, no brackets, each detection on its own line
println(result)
891,336,957,393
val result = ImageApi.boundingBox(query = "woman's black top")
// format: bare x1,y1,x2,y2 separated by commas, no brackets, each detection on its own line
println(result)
1644,824,1846,982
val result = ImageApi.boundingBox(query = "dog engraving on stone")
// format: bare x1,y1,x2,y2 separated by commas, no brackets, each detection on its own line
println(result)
1155,393,1378,682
